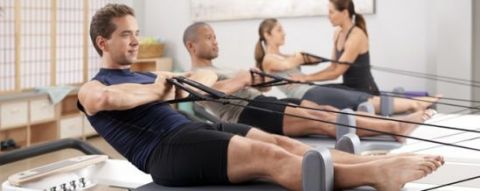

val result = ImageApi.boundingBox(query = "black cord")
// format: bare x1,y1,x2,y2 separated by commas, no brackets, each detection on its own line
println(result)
372,65,480,88
372,65,480,85
379,90,480,104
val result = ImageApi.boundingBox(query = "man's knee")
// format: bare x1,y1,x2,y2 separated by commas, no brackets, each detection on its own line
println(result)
246,128,280,145
244,139,289,161
229,136,279,158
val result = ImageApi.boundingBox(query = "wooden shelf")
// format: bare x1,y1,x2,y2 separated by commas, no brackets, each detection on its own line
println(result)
0,89,96,153
61,94,80,116
30,121,58,145
0,127,27,151
131,57,173,73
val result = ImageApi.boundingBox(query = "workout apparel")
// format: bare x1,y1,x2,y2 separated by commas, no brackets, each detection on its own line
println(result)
78,68,190,172
193,66,262,122
147,122,251,186
334,26,379,95
238,95,301,135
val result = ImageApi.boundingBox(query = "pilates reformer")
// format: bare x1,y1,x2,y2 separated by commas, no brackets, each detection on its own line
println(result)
2,118,479,191
3,73,480,190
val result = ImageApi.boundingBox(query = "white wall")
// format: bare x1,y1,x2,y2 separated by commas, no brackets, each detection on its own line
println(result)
426,0,472,111
474,0,480,101
139,0,473,110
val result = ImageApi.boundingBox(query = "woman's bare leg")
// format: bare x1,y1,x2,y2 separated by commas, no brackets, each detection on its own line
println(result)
369,96,441,114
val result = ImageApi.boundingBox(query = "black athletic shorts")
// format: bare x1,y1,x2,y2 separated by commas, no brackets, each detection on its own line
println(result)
237,95,301,135
147,122,251,186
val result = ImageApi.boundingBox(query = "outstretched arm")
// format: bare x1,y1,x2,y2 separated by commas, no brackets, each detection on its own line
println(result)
299,32,364,82
262,52,304,72
212,70,252,95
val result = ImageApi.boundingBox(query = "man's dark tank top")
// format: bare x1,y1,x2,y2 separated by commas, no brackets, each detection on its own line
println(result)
77,68,190,172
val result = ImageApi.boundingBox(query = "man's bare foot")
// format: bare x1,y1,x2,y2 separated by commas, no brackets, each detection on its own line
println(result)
372,155,444,191
393,109,436,142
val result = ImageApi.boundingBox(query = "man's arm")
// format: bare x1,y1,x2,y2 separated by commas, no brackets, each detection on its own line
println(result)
187,69,219,88
78,75,173,116
212,70,251,95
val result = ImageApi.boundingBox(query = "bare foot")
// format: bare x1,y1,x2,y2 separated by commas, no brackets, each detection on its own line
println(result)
372,155,444,191
393,109,436,142
413,94,443,111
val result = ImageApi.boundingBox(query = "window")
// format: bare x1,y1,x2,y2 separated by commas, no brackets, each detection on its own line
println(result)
0,0,133,93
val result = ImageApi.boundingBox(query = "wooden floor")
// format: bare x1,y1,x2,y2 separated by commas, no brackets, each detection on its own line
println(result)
0,136,127,190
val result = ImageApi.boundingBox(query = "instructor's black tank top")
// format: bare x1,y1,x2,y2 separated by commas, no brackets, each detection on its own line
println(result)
335,26,379,95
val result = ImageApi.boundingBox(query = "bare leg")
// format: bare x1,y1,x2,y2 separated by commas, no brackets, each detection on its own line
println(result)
281,100,338,137
226,136,443,191
244,128,310,156
392,109,436,142
226,136,303,190
244,127,427,165
281,105,338,137
355,109,435,142
369,96,440,114
281,100,434,141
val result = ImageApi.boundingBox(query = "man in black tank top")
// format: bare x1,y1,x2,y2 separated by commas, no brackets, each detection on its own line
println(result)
77,4,443,190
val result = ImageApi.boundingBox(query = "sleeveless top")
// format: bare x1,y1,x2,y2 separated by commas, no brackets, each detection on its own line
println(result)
271,68,313,99
77,68,190,172
192,66,262,122
335,26,379,95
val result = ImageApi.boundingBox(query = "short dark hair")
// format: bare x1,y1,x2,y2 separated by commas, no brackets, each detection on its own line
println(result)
89,4,135,56
182,22,209,48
